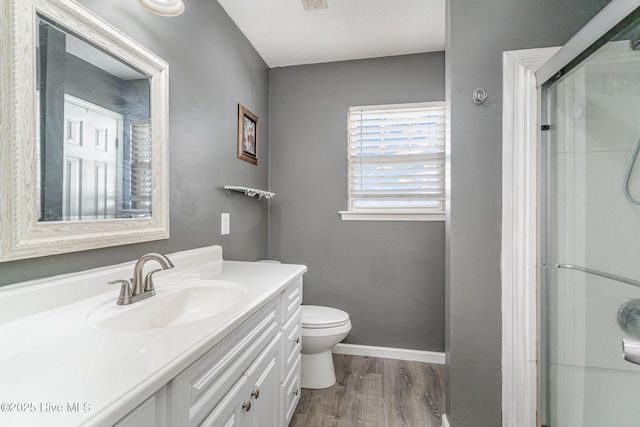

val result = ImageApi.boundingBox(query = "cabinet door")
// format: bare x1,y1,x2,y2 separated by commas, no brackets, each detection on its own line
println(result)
199,376,251,427
114,387,166,427
168,300,280,426
244,333,282,427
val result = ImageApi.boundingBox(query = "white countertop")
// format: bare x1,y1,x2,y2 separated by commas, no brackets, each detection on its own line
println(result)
0,246,306,427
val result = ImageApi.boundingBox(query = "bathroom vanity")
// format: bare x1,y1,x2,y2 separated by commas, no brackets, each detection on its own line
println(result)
0,246,305,426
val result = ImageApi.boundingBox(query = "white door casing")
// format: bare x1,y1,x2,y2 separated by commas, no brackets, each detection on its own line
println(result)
501,47,559,427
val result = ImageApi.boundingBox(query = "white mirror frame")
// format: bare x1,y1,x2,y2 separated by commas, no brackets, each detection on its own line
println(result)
0,0,170,262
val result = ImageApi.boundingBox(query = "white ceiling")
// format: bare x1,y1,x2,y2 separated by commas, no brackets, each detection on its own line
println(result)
215,0,446,68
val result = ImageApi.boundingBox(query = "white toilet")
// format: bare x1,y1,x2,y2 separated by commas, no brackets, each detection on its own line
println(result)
254,260,351,389
301,305,351,389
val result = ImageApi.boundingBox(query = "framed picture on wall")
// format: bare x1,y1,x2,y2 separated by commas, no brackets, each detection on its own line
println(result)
237,104,258,165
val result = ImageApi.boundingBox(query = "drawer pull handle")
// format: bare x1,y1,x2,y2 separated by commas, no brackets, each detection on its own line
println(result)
251,388,260,399
242,401,252,412
293,388,299,396
293,337,300,344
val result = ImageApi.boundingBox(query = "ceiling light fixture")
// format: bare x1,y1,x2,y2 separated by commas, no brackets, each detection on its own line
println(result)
301,0,328,12
139,0,185,17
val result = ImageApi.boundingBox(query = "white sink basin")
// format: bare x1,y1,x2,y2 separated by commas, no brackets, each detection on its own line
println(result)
87,280,246,331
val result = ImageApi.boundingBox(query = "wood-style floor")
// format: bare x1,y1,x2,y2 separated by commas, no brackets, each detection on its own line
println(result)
289,354,445,427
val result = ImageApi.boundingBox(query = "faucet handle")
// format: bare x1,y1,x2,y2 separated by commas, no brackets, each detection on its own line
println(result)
143,269,163,293
108,279,132,305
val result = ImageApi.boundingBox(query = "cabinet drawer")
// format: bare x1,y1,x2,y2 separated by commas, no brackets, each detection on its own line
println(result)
281,307,302,381
282,354,302,426
280,277,302,323
168,299,280,427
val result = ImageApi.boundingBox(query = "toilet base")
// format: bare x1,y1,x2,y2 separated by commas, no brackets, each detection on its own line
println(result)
301,350,336,389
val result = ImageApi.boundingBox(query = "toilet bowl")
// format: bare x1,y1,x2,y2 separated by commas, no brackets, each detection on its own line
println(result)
254,260,351,389
301,305,351,389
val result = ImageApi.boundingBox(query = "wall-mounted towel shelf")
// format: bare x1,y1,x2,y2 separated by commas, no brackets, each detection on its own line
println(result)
224,185,275,201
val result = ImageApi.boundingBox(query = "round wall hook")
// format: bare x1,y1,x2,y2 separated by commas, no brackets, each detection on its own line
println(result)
472,88,488,104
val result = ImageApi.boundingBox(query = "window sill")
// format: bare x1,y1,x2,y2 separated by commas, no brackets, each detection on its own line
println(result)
338,211,445,222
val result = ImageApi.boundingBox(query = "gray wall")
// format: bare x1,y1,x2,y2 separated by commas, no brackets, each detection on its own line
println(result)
269,53,446,352
445,0,611,425
2,1,618,423
0,0,270,286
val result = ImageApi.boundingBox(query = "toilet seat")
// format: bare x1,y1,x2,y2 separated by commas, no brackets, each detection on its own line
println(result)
302,305,350,329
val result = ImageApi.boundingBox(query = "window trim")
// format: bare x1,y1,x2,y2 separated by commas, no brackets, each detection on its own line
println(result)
339,210,445,222
341,101,446,222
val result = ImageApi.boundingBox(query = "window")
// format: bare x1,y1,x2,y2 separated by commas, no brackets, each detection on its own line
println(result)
129,120,152,213
340,102,446,221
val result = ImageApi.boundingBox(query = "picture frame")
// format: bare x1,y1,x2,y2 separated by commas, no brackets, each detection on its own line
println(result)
237,104,258,165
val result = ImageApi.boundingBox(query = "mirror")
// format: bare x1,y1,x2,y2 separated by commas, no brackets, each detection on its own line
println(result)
37,14,152,221
0,0,169,261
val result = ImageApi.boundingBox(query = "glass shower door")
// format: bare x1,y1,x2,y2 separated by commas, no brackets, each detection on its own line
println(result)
544,12,640,426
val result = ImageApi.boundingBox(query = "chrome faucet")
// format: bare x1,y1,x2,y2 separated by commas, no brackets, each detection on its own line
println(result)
108,253,174,305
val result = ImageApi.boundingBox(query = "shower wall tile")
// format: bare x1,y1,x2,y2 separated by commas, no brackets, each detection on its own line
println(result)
583,275,640,299
585,55,640,154
582,365,640,426
585,151,640,280
555,68,586,154
555,151,586,268
551,364,640,427
548,289,586,367
548,286,640,371
549,364,585,427
555,149,640,292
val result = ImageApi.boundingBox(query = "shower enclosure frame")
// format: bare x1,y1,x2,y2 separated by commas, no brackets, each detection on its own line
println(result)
500,0,640,425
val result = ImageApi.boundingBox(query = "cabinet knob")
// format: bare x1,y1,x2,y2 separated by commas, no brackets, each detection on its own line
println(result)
293,337,300,344
242,401,252,412
251,388,260,399
293,388,299,396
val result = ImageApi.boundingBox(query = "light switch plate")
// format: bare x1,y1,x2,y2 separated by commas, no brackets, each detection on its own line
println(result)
221,213,230,235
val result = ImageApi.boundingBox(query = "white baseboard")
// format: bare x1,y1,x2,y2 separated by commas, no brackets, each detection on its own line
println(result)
443,413,450,427
332,343,445,365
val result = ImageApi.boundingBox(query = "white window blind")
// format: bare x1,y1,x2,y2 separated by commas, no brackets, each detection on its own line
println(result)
344,102,446,220
130,120,152,210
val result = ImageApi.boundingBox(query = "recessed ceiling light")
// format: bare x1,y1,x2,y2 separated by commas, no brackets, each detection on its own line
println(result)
139,0,185,17
301,0,328,12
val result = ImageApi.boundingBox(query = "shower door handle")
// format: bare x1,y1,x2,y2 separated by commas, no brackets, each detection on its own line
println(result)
622,339,640,365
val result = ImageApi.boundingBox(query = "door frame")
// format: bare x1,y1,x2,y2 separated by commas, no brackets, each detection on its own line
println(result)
501,46,558,427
